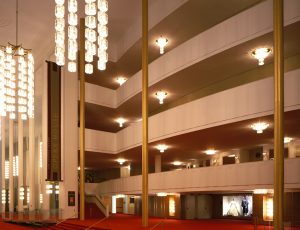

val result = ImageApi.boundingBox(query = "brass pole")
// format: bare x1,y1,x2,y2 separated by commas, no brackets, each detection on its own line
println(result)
142,0,149,227
273,0,284,229
79,18,86,221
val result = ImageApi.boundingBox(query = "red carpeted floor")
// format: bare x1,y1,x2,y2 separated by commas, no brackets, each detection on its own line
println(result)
1,214,300,230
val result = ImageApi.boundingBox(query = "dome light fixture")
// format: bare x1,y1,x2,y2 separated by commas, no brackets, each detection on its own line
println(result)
284,137,293,144
251,122,269,134
156,144,168,153
116,76,127,86
116,117,126,127
204,149,217,155
116,158,126,165
156,36,168,54
155,91,167,104
251,47,271,66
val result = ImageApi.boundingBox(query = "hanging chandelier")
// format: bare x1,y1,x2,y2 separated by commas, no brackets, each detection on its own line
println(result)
0,0,34,120
54,0,108,74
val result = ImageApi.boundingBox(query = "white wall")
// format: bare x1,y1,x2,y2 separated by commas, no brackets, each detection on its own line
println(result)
85,158,300,195
83,69,300,153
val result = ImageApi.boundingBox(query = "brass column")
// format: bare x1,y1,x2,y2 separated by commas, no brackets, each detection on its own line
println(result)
79,18,86,220
273,0,284,229
142,0,149,227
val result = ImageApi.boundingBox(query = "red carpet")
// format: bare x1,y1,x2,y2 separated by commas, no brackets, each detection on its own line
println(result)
1,214,300,230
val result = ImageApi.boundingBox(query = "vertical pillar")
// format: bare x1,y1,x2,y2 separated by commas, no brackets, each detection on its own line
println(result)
79,18,86,221
155,154,161,173
142,0,149,227
273,0,284,229
28,118,35,212
9,119,14,213
18,116,23,213
1,117,5,213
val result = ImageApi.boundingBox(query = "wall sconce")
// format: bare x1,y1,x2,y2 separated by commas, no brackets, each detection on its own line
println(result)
156,144,168,153
116,77,127,86
155,91,167,104
156,36,168,54
40,194,43,204
39,141,43,168
251,122,269,134
5,161,9,179
116,117,126,127
116,158,126,165
19,187,25,200
204,149,217,155
2,189,6,204
169,196,176,217
46,184,53,194
251,47,271,66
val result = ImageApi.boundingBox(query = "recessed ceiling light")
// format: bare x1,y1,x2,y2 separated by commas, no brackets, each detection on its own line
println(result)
173,161,182,166
284,137,293,144
251,47,271,66
116,117,126,127
116,158,126,165
204,149,217,155
116,77,127,86
251,122,269,134
156,36,168,54
155,91,167,104
156,144,168,153
157,192,167,197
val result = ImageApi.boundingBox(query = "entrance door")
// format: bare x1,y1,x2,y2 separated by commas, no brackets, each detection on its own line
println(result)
185,195,196,219
116,198,124,213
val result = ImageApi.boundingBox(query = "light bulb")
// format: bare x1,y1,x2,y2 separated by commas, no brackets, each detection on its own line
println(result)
85,63,93,74
68,13,78,26
55,5,65,19
98,12,108,25
68,62,76,72
68,0,77,13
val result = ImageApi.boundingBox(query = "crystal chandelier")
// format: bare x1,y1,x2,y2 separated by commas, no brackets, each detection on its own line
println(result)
54,0,108,74
0,0,34,120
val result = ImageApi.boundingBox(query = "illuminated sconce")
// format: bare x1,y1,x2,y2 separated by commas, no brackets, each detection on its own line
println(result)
169,196,176,217
204,149,217,155
19,187,25,200
46,184,53,194
284,137,293,144
263,196,273,221
156,36,168,54
251,122,269,134
157,192,167,197
116,77,127,86
2,189,6,204
155,91,167,104
251,48,271,66
39,142,43,168
40,194,43,204
13,156,19,176
55,185,60,194
5,161,9,179
156,144,168,153
116,117,126,127
116,158,126,165
172,161,182,166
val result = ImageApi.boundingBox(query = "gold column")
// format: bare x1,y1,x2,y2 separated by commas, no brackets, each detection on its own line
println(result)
142,0,149,227
79,18,86,221
273,0,284,229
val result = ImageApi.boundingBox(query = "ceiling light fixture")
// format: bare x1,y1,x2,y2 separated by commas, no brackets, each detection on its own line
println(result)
251,47,271,66
116,117,126,127
251,122,269,134
204,149,217,155
116,77,127,86
284,137,293,144
0,0,35,120
116,158,126,165
155,91,167,104
157,192,167,197
156,36,168,54
173,161,182,166
54,0,108,73
156,144,168,153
